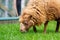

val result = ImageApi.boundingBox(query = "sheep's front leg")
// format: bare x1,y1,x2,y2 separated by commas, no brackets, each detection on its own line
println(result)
44,21,48,33
33,26,37,32
55,20,60,32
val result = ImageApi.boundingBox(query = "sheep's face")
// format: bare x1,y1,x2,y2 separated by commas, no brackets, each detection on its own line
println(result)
19,14,34,32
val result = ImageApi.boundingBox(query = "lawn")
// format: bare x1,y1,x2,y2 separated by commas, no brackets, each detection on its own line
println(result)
0,21,60,40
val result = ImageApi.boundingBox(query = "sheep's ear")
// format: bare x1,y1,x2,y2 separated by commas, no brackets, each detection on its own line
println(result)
24,14,32,18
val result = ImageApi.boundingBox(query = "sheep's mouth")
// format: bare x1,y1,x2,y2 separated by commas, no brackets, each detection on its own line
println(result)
20,23,29,32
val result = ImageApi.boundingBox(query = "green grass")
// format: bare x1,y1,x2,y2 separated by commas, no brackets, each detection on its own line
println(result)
0,21,60,40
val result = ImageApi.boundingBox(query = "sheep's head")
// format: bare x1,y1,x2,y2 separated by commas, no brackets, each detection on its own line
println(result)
19,13,35,32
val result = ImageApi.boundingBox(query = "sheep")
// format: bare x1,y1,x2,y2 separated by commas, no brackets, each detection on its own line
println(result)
19,0,60,33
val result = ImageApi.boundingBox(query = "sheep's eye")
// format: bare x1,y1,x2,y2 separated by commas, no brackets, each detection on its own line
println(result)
24,22,28,25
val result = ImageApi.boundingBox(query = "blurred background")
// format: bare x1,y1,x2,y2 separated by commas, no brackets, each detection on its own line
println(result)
0,0,29,23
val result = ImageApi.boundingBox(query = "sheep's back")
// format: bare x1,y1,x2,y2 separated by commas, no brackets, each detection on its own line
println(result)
45,0,60,20
22,0,60,24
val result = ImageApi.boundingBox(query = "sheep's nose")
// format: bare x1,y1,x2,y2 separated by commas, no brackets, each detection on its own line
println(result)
20,29,23,31
20,29,23,32
20,29,27,33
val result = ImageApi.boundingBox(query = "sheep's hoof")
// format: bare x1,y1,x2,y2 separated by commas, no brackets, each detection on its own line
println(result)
55,30,58,32
43,30,46,33
34,30,37,33
33,26,37,33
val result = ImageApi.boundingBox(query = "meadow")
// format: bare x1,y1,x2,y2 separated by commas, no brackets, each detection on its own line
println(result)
0,21,60,40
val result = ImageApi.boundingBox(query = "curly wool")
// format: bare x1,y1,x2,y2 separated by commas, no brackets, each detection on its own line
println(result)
20,0,60,25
